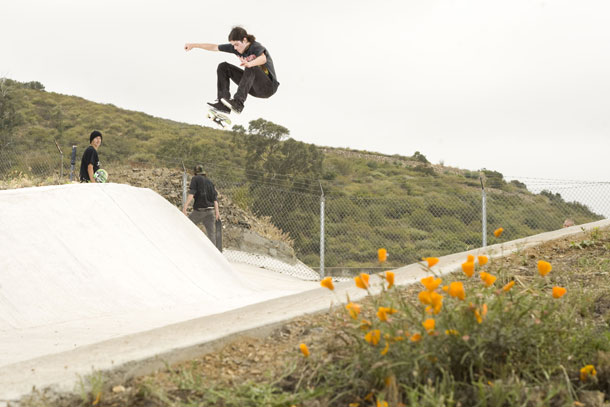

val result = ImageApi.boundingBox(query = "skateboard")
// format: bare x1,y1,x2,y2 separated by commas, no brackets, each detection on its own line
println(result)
94,169,108,183
215,219,223,251
207,109,232,128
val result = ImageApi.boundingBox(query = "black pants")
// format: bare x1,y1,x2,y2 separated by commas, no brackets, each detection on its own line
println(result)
217,62,278,104
188,208,216,246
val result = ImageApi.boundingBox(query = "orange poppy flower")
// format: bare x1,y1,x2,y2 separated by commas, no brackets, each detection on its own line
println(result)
422,318,435,332
480,272,497,287
448,281,465,300
346,302,361,319
580,365,597,382
378,248,387,263
502,281,515,292
364,329,381,346
299,343,310,357
355,273,370,289
467,254,475,263
384,271,395,289
377,306,397,322
552,286,567,298
462,261,475,278
474,309,483,324
410,333,422,342
418,290,432,305
538,260,552,276
478,255,489,266
421,276,442,291
424,257,439,267
320,276,334,291
493,227,504,237
380,341,390,356
429,292,443,314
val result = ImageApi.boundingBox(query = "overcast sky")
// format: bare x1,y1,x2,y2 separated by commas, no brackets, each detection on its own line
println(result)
2,0,609,183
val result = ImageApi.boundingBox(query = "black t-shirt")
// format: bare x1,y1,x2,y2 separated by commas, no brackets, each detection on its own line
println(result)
189,175,218,209
219,41,279,86
79,146,100,182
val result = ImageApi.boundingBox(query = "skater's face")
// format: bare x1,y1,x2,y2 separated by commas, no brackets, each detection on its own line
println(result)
91,136,102,149
230,38,249,54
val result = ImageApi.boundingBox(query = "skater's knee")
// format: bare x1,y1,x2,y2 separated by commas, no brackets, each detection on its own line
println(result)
217,62,231,72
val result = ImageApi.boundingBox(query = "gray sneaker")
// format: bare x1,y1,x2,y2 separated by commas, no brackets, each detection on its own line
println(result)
221,98,244,114
207,100,230,114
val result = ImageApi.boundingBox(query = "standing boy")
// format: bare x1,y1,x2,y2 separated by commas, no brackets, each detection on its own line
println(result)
79,130,102,183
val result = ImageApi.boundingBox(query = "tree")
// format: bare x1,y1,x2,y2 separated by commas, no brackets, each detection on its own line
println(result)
230,119,324,251
413,151,429,163
23,81,45,91
0,79,23,153
233,118,323,188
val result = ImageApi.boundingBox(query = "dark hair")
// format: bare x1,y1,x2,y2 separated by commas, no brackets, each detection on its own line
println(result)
228,26,255,43
89,130,102,143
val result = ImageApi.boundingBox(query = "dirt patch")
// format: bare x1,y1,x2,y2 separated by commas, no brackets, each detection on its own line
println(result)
108,166,298,260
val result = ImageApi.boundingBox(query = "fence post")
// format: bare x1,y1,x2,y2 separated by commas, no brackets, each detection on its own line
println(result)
69,145,77,181
480,176,487,248
54,140,63,180
182,162,187,209
319,181,325,279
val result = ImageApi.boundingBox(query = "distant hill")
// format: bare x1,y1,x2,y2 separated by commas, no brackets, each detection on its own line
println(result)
0,78,603,270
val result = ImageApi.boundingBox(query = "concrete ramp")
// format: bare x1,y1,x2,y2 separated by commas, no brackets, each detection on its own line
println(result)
0,183,316,368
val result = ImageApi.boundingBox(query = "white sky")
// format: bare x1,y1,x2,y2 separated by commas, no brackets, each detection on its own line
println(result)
1,0,609,183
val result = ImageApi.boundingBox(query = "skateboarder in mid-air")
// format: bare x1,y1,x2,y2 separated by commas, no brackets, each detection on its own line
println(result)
185,26,279,115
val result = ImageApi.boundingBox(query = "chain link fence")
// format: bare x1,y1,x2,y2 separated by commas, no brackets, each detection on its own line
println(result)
1,149,608,278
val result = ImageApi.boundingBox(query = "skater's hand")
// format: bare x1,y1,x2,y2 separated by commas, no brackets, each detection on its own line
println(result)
239,56,253,68
184,43,194,51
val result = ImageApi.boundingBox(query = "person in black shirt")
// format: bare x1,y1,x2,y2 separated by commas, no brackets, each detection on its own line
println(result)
79,130,102,182
182,165,221,246
185,26,279,114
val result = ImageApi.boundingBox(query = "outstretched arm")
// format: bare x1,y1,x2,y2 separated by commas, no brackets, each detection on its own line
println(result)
184,43,219,52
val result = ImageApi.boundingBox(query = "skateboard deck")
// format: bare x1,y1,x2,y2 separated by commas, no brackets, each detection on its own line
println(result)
94,169,108,183
207,109,231,128
215,219,223,251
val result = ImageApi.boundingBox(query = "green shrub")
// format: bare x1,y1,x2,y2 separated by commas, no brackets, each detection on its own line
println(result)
292,245,610,406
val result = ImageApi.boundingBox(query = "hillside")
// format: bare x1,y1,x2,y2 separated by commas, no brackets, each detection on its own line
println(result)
0,78,603,270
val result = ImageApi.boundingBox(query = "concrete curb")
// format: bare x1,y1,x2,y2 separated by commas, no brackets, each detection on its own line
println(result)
2,219,609,403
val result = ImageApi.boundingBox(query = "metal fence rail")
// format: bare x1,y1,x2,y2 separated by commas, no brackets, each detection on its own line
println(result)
1,150,608,278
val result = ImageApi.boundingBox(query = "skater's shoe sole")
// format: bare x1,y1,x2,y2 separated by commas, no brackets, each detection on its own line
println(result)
207,102,230,114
